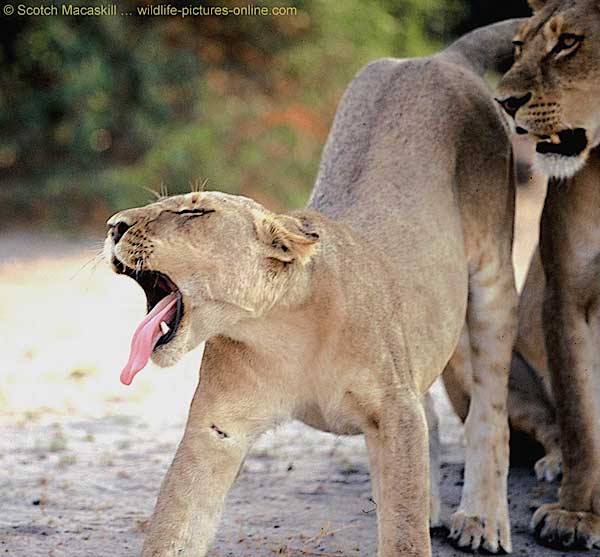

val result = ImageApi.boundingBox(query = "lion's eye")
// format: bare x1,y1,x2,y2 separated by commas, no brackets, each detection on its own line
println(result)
165,208,216,219
176,208,215,216
554,33,583,57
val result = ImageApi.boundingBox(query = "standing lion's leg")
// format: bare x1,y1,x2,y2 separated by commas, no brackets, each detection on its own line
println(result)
531,282,600,549
508,350,561,482
424,393,442,528
365,394,432,557
528,176,600,551
142,343,286,557
449,252,517,554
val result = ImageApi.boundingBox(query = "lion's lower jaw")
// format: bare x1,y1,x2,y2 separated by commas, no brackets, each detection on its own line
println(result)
151,345,184,368
150,332,191,368
534,152,588,180
151,325,210,368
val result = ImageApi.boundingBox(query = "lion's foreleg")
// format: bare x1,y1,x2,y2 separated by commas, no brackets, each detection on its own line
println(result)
142,346,283,557
142,422,252,556
424,393,442,528
531,284,600,549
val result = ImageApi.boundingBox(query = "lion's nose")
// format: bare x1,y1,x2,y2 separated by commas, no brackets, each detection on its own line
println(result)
496,92,532,119
109,221,132,245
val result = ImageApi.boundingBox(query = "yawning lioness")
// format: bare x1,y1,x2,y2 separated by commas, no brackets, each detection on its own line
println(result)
106,20,522,557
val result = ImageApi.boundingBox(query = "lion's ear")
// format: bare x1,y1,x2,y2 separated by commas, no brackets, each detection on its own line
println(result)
528,0,546,11
256,214,319,265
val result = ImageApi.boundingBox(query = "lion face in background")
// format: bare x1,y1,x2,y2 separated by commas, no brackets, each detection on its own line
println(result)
104,191,319,384
497,0,600,179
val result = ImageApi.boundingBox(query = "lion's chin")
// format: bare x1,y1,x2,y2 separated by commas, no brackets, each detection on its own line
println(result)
533,151,588,180
531,127,591,180
149,322,213,368
150,330,188,368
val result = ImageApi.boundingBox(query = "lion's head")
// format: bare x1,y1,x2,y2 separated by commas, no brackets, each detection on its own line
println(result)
497,0,600,179
104,192,319,385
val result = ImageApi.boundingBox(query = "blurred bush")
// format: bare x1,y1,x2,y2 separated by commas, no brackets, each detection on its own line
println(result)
0,0,526,229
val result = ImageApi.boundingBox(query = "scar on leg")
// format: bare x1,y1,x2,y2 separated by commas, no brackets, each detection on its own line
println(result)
211,424,229,439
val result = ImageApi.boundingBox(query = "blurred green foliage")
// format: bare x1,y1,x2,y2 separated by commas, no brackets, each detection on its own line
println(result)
0,0,523,229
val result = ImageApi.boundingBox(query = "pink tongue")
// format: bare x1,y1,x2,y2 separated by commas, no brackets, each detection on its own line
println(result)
120,292,178,386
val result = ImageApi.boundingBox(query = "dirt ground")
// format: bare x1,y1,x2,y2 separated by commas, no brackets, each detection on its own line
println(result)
0,413,574,557
2,170,577,557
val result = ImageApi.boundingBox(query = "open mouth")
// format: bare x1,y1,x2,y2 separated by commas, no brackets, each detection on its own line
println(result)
112,257,183,385
536,128,588,158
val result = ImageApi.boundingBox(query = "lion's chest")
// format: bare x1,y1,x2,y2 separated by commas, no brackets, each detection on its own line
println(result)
296,403,363,436
294,374,388,437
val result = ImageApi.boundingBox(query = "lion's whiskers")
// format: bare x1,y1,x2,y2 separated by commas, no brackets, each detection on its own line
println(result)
135,259,143,280
69,248,105,281
140,185,162,201
190,178,208,193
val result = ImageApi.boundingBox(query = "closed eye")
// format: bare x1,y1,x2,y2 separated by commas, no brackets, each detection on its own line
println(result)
177,208,215,216
166,208,216,217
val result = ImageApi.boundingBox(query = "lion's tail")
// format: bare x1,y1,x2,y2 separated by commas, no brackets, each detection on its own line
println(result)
441,19,525,78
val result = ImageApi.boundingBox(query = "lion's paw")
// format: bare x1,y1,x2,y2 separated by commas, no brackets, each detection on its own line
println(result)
449,511,511,554
534,452,562,483
532,503,600,549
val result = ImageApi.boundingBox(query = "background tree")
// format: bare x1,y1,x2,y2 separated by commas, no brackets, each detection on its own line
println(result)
0,0,530,228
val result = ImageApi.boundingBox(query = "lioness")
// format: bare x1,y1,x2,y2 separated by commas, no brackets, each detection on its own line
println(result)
495,0,600,550
105,21,521,556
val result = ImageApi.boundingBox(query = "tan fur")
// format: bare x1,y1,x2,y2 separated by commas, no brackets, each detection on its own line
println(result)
105,20,522,556
521,161,600,551
492,1,600,550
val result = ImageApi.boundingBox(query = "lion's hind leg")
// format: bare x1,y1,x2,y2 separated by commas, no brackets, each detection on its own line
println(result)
508,350,562,482
444,329,563,482
448,250,518,554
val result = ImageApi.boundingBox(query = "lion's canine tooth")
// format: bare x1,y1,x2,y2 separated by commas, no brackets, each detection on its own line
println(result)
160,321,171,335
550,134,561,144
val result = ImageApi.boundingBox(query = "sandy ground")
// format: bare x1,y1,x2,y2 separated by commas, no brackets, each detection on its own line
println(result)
1,170,571,557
